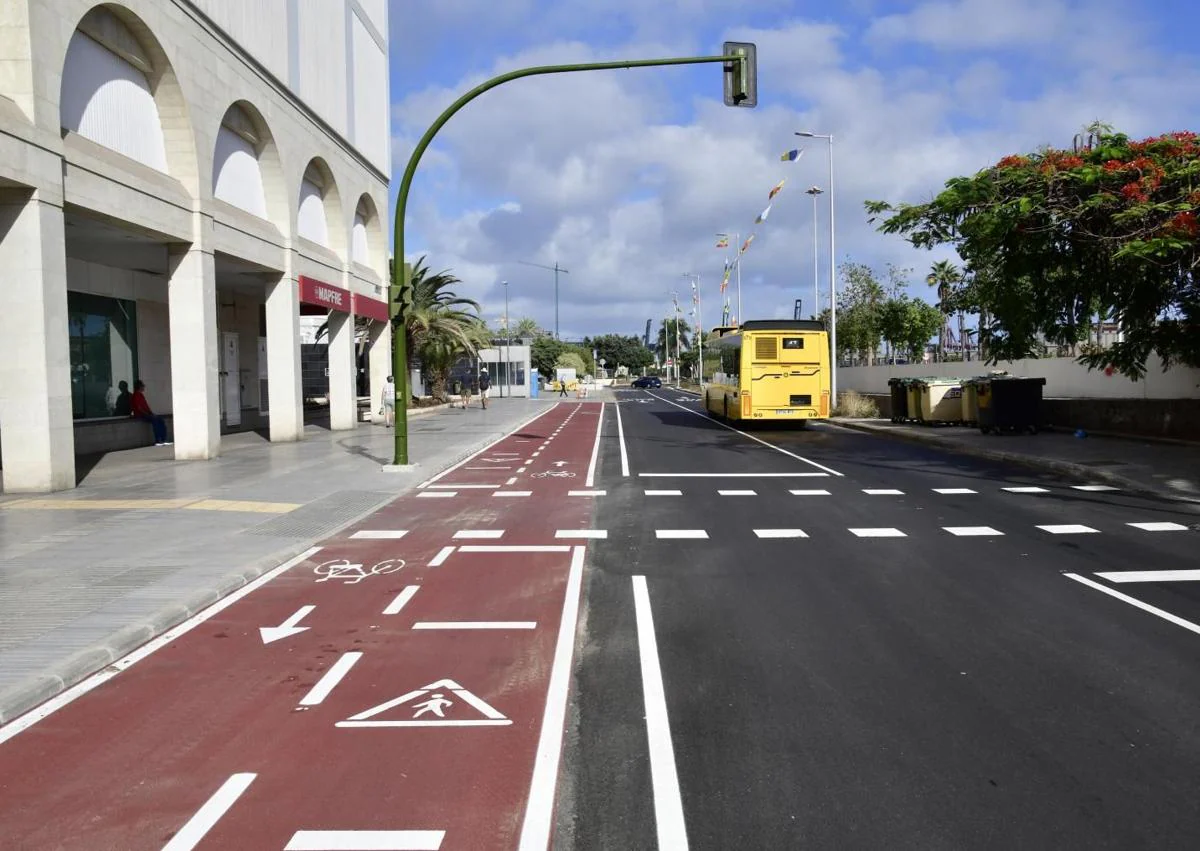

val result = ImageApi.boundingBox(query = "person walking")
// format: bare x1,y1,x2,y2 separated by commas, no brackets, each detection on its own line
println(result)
478,368,491,410
130,380,171,446
380,375,396,427
558,377,568,397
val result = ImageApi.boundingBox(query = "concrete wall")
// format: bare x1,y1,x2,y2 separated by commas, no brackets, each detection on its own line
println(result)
839,356,1200,400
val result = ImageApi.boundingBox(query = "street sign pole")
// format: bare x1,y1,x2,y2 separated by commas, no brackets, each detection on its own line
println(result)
391,50,755,466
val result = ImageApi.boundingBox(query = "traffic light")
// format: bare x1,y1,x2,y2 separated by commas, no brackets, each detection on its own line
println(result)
723,41,757,108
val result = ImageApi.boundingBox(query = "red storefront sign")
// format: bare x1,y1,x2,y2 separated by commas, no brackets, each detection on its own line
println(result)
298,276,350,312
352,293,390,323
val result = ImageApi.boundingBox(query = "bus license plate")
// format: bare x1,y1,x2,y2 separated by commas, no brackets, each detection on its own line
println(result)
775,409,793,415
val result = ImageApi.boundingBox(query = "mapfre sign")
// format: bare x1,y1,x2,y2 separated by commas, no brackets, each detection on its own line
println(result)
298,276,350,312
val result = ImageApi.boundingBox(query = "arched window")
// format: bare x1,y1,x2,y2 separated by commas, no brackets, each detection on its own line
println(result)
60,7,168,172
213,104,268,218
297,162,330,247
352,199,372,266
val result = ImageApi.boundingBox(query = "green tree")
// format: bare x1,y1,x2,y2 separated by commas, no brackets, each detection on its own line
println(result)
866,123,1200,377
531,336,567,377
836,262,887,364
591,334,654,374
925,259,961,357
554,351,588,375
655,318,691,365
401,256,487,402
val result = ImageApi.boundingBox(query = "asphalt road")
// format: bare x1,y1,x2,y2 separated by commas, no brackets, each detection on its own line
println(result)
558,388,1200,851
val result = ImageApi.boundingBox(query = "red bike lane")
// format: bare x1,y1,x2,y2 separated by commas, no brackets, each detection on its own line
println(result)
0,401,606,850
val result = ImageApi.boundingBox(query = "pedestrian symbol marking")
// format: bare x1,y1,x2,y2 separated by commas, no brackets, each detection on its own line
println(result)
313,558,405,585
337,679,512,728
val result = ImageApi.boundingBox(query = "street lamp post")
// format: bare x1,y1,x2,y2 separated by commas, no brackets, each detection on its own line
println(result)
516,260,569,339
797,131,836,406
502,280,510,399
669,291,681,387
683,273,703,386
805,186,824,320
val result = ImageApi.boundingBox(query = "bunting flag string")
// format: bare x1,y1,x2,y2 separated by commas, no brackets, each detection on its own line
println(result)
715,234,729,249
740,234,755,254
780,148,805,163
768,178,786,200
755,203,772,225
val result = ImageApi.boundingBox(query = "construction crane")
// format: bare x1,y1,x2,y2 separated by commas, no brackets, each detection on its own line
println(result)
516,260,569,339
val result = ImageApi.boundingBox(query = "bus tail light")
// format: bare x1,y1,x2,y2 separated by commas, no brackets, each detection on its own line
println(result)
741,392,752,418
819,391,830,417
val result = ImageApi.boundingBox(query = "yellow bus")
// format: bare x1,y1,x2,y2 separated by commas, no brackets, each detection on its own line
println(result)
703,320,831,423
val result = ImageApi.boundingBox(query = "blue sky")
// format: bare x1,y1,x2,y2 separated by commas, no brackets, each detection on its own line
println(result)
388,0,1200,340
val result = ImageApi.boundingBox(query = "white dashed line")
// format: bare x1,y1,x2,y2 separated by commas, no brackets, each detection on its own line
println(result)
163,774,258,851
350,530,409,539
1037,524,1099,534
285,831,444,851
1073,484,1119,492
413,621,537,630
754,529,808,538
1127,522,1189,532
555,530,608,539
789,489,831,496
505,476,518,485
428,546,455,567
863,489,904,496
493,491,533,498
417,491,456,498
428,484,499,489
933,488,977,495
645,490,683,496
383,586,420,615
1003,487,1050,494
569,490,607,496
299,652,363,706
943,526,1004,537
453,530,505,539
718,490,757,496
457,545,572,553
848,528,906,538
655,530,709,539
1096,569,1200,583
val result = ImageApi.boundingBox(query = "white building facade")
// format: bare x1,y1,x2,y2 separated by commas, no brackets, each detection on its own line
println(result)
0,0,391,492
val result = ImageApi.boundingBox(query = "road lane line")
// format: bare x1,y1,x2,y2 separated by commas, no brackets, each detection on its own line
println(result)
615,398,630,476
555,529,608,539
417,404,559,488
1095,569,1200,583
428,546,455,567
569,490,607,496
863,489,904,495
934,488,977,495
413,621,537,630
299,652,363,706
1037,524,1099,535
639,472,828,478
790,489,831,496
944,526,1004,537
655,530,708,539
1073,485,1120,492
162,773,257,851
645,390,843,476
493,491,533,498
458,545,572,553
384,587,421,615
517,467,528,473
427,484,499,490
351,530,409,539
585,402,605,487
416,491,456,499
849,528,906,538
1003,486,1050,493
284,830,445,850
632,576,689,850
1127,522,1190,532
718,489,757,496
505,476,518,485
0,546,321,739
517,546,586,850
453,530,505,539
466,466,512,470
645,489,683,496
754,529,808,538
1066,573,1200,637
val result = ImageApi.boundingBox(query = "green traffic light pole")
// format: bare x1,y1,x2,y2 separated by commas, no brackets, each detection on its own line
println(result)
390,52,747,466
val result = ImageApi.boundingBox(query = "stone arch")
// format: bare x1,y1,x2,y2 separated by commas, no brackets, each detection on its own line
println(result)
211,100,290,236
351,192,386,276
296,156,346,259
60,4,199,194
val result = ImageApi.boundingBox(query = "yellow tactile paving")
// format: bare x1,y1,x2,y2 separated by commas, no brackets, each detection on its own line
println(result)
0,497,300,514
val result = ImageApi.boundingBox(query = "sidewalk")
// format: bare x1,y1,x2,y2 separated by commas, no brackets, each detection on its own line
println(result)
0,397,553,723
834,418,1200,505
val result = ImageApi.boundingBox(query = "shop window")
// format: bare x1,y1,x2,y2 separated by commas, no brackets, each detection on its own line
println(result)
68,292,138,419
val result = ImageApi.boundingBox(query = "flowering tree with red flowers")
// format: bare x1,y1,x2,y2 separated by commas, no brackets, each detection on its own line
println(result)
865,124,1200,377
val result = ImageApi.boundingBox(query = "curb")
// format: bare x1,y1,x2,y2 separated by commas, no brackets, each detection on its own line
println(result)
831,419,1200,507
0,407,544,727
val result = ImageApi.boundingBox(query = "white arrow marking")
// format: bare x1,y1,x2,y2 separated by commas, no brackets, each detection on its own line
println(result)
260,605,315,644
552,461,569,467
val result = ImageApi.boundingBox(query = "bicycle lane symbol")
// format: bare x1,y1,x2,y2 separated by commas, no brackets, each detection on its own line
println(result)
313,559,405,585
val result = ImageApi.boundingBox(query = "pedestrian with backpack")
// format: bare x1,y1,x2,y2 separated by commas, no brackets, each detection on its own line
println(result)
478,368,491,410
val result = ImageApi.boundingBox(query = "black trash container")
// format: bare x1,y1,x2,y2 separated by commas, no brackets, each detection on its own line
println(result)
976,376,1046,434
888,377,910,423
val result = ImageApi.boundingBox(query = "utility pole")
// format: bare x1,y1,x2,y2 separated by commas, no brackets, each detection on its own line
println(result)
805,186,823,319
516,260,569,339
502,280,510,398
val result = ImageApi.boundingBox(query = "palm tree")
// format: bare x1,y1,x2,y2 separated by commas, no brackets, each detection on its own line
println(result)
415,313,491,400
926,260,961,360
655,318,691,370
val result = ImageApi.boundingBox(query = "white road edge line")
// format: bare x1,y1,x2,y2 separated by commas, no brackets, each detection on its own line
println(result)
458,545,573,553
639,472,828,478
428,546,455,567
0,546,321,742
615,396,630,477
417,404,559,488
1065,573,1200,637
384,586,421,615
644,390,843,476
632,575,689,850
517,546,587,850
162,773,257,851
413,621,537,630
284,830,445,851
1095,569,1200,583
299,651,363,706
585,402,605,487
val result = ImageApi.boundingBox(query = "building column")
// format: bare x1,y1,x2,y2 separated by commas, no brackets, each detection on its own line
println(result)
167,220,221,460
327,308,356,430
266,269,303,441
368,320,391,423
0,191,75,492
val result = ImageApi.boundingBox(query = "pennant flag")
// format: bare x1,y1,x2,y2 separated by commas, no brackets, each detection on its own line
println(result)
755,203,773,225
768,179,786,200
740,234,755,254
780,148,804,163
720,263,730,293
715,236,729,249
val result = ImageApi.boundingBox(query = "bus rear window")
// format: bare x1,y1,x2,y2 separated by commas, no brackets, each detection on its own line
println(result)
782,337,804,349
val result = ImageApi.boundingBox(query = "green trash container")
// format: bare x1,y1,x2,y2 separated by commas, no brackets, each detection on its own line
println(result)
976,375,1046,434
916,378,964,424
888,377,910,423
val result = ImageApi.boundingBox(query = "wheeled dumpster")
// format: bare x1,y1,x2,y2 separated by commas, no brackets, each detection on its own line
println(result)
914,378,965,424
961,371,1008,425
976,376,1046,434
888,377,910,422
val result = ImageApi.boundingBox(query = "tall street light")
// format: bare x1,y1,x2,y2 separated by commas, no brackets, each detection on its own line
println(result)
516,260,569,338
669,291,681,387
797,131,837,406
804,186,824,320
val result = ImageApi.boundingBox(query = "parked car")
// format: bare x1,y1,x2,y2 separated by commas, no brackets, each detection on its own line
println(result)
632,376,662,388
